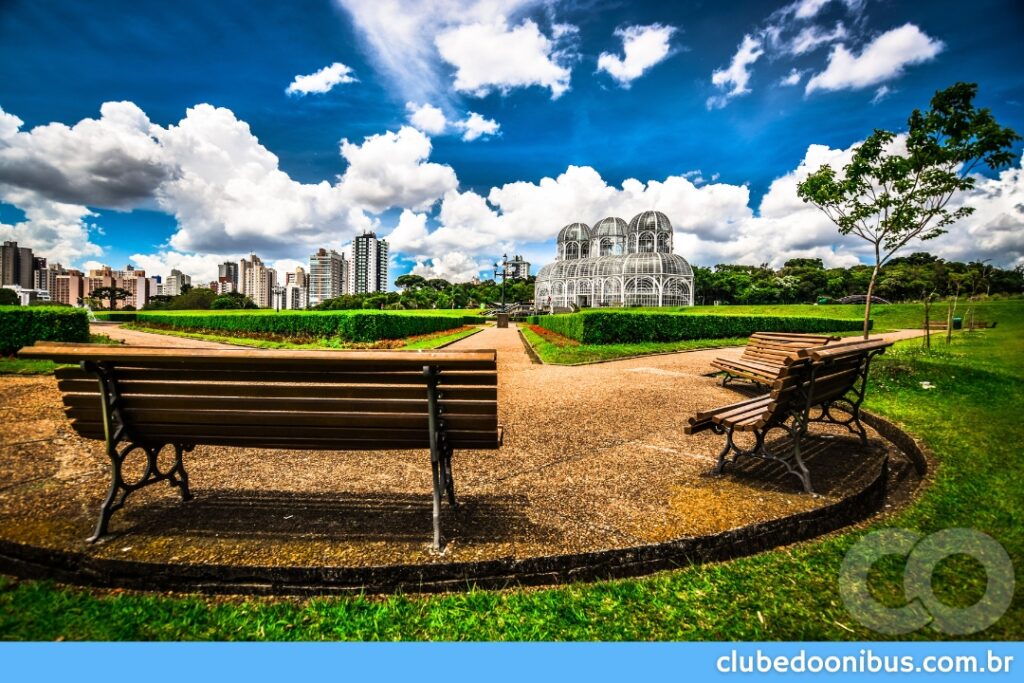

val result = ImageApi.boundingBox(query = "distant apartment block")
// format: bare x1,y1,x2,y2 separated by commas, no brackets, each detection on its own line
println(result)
218,261,239,290
308,248,347,306
506,254,531,280
1,240,36,289
348,232,388,294
239,253,275,308
52,269,85,306
162,269,192,298
34,262,66,294
84,265,154,309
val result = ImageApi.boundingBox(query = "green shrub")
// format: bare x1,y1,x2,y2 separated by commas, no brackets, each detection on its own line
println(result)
92,311,138,322
0,306,90,354
135,310,468,342
526,310,867,344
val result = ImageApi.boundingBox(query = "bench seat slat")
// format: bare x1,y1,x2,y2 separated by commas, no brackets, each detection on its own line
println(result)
65,406,497,430
62,394,498,416
56,379,497,402
55,367,497,387
69,422,500,449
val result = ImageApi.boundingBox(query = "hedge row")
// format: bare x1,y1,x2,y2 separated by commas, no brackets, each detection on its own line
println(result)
92,312,137,322
135,311,474,342
0,306,90,355
526,311,867,344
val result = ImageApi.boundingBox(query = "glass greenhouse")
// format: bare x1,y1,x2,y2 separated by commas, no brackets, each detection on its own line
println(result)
535,211,695,308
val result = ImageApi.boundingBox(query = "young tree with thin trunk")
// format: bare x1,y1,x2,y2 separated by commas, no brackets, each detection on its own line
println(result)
797,83,1020,338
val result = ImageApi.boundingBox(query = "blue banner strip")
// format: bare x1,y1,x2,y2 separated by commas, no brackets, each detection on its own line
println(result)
1,642,1020,682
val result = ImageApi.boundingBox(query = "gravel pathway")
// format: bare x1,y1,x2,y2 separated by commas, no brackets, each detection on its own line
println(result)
0,324,923,570
92,323,247,349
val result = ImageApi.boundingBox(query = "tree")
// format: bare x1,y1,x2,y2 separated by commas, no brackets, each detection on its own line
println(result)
166,288,216,310
0,288,17,306
90,286,132,310
394,274,427,291
797,82,1020,337
210,292,257,309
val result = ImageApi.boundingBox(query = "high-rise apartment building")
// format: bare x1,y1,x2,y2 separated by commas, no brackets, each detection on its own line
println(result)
278,266,308,310
506,255,531,279
348,232,388,294
162,269,191,297
52,269,85,306
308,248,347,306
1,241,36,289
34,262,66,294
239,253,275,308
218,261,239,290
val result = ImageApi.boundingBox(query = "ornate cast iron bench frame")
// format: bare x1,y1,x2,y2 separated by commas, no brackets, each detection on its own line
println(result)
687,339,892,493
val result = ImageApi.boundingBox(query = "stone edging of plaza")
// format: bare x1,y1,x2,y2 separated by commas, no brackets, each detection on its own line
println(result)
0,409,930,596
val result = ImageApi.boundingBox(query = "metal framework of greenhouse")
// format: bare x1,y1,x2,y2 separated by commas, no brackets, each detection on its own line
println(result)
534,211,695,309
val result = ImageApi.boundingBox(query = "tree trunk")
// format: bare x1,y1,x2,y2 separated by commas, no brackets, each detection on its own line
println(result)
923,297,931,350
945,285,960,345
862,265,879,340
945,298,954,345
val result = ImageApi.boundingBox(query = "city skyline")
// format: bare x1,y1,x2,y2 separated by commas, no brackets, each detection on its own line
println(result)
1,0,1022,287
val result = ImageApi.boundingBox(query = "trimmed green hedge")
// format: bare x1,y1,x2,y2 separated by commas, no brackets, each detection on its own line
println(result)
92,312,138,322
526,311,868,344
135,311,474,342
0,306,90,355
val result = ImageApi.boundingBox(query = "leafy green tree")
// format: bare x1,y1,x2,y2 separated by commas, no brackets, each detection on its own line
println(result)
797,82,1020,337
210,292,257,309
90,286,132,310
394,274,427,291
166,288,216,310
0,288,17,306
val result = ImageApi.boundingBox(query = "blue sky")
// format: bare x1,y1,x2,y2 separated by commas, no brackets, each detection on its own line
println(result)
1,0,1023,285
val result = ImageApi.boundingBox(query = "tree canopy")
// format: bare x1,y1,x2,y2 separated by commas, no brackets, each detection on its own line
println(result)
797,82,1020,336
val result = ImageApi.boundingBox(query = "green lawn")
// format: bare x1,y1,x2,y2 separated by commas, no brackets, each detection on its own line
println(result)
120,324,484,350
105,308,486,318
0,304,1021,640
521,325,748,364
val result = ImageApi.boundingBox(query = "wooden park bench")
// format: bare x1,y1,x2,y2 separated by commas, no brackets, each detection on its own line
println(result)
686,338,892,493
17,342,501,550
711,332,841,387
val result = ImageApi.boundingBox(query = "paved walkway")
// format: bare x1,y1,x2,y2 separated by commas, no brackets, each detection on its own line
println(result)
0,322,923,570
92,323,248,349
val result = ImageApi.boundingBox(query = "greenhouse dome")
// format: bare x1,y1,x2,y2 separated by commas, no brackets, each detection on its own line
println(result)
535,211,694,309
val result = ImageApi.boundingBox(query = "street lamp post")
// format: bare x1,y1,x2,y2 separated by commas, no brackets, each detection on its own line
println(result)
493,253,511,311
272,284,285,312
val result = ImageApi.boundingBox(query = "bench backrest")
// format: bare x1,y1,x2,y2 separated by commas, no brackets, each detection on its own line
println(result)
766,338,892,419
20,343,500,451
741,332,841,365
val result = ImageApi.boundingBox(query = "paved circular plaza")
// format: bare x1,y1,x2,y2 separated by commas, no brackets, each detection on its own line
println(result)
0,325,925,592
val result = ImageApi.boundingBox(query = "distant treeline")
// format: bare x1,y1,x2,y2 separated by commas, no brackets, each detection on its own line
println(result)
114,252,1024,312
315,274,536,310
694,253,1023,305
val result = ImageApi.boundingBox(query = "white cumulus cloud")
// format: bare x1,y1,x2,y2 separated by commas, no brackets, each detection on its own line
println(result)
435,18,573,98
707,34,764,109
805,23,944,94
338,126,458,212
336,0,544,106
285,62,357,95
405,102,447,135
596,24,677,87
456,112,500,141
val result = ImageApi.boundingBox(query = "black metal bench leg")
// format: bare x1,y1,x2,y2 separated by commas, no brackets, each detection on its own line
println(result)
441,447,457,508
790,433,813,494
714,427,734,474
429,451,443,551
